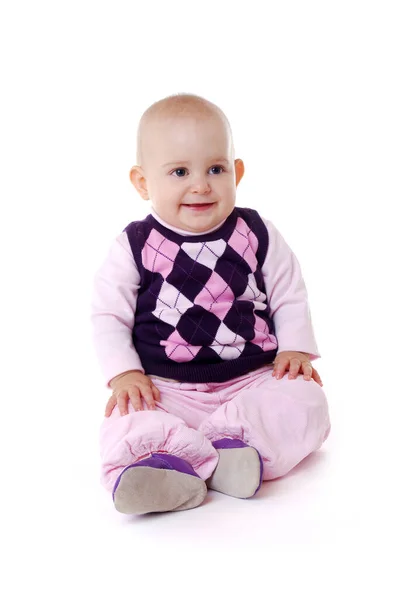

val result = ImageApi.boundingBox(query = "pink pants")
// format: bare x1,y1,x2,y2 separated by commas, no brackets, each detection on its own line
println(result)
99,365,331,492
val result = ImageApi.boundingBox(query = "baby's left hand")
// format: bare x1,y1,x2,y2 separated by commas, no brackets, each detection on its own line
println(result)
272,351,323,386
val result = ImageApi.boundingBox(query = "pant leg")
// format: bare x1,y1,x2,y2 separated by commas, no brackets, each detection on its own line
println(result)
99,382,220,492
199,367,331,481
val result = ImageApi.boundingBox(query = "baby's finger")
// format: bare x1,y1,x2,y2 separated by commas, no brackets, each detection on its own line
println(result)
312,368,323,386
128,388,143,412
105,395,117,417
116,390,129,416
288,358,301,379
139,384,156,410
151,384,161,402
302,361,313,381
272,358,288,379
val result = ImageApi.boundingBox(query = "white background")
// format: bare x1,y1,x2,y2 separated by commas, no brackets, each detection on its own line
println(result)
1,1,400,598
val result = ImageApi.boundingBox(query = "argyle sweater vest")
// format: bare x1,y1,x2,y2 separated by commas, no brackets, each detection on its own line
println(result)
124,208,278,383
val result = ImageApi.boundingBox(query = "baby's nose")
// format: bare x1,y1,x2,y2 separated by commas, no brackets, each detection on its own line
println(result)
190,176,211,194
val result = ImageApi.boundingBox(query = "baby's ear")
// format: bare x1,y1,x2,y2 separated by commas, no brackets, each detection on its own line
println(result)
129,166,149,200
234,159,245,186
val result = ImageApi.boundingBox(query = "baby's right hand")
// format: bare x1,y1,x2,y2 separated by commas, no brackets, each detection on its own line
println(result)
105,370,161,417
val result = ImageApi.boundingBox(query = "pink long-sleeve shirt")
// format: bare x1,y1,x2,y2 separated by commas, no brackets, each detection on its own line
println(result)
91,210,320,387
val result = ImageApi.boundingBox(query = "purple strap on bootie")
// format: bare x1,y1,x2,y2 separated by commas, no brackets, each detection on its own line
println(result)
212,438,250,450
212,438,264,494
112,453,200,499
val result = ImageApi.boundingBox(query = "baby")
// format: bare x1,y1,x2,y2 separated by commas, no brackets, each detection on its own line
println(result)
91,93,331,515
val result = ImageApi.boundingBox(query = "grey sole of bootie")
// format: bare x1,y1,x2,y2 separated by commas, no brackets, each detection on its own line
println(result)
206,447,262,499
113,466,207,515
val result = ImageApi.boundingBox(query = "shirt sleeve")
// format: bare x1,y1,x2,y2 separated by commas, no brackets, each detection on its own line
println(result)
261,218,321,360
91,231,144,387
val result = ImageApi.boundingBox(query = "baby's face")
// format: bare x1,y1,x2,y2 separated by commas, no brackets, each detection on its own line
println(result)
136,114,243,233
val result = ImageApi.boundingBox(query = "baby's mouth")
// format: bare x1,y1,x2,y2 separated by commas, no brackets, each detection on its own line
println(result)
182,202,215,210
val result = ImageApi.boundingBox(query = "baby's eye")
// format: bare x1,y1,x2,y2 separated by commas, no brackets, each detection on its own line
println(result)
209,165,224,175
172,168,188,177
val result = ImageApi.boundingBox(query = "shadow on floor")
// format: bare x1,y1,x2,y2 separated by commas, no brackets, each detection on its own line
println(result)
255,449,331,499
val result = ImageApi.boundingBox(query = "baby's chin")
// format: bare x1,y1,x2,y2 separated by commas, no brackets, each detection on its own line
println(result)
174,219,214,234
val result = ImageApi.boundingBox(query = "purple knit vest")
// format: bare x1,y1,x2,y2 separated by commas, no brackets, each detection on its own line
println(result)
124,207,278,383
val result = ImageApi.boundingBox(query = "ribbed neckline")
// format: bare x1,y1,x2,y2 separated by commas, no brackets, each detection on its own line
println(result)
150,208,226,237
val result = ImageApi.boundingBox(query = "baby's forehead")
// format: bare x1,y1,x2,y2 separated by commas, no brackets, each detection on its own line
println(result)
145,116,230,154
137,95,232,164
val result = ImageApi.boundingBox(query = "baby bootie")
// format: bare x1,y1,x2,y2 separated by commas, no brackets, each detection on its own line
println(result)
113,453,207,515
206,439,263,499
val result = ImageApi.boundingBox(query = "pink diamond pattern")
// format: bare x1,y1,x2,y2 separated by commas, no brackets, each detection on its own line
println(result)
227,217,259,272
253,315,278,351
193,271,234,321
142,228,180,277
161,330,202,362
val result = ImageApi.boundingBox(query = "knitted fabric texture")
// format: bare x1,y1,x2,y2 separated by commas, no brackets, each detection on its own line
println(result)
124,208,278,382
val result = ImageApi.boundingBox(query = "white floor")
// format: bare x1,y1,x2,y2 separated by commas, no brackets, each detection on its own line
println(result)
3,353,400,599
